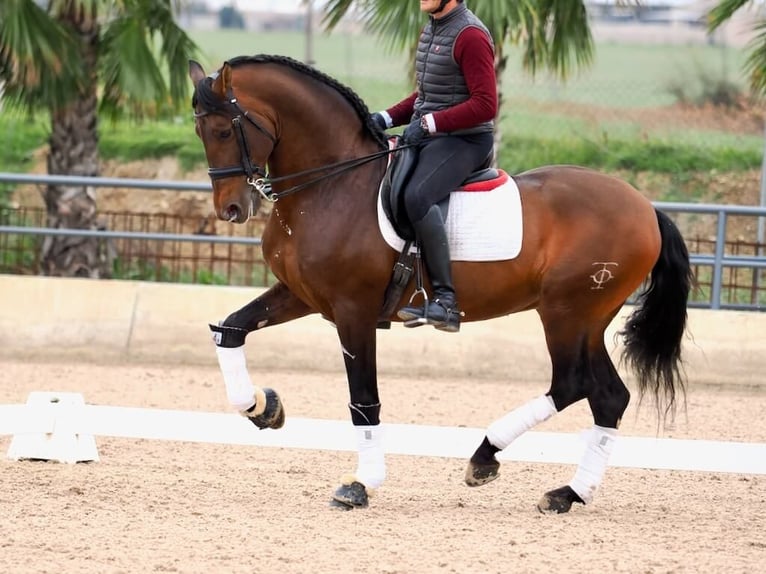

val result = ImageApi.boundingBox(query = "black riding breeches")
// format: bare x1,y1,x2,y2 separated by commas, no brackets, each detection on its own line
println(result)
402,131,494,223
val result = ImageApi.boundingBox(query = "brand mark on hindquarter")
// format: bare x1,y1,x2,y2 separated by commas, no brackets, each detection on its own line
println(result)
590,262,619,290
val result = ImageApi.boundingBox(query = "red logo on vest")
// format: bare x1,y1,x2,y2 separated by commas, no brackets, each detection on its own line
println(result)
434,46,441,53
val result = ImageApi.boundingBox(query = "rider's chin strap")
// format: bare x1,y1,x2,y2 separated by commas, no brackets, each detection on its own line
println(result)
430,0,452,15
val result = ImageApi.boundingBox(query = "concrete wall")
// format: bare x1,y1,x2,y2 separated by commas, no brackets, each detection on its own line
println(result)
0,274,763,388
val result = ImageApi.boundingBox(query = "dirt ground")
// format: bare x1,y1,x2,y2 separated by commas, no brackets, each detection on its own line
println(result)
0,357,764,574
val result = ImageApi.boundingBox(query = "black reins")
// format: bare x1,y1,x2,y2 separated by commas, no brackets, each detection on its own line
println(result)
194,88,406,202
259,148,399,200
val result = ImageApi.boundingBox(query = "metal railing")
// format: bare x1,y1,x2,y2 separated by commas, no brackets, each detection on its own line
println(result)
1,172,765,310
655,202,766,310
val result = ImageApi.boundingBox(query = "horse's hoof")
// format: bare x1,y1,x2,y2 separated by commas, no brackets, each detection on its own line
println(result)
245,388,285,430
328,498,355,511
537,486,584,514
330,481,369,510
464,459,500,487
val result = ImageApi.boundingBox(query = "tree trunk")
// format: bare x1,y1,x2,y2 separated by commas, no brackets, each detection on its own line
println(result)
41,2,108,278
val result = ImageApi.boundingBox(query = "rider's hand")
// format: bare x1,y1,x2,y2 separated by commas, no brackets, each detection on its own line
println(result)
370,113,388,132
403,117,428,145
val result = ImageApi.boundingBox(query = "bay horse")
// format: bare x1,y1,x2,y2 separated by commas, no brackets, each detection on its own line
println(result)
188,55,691,513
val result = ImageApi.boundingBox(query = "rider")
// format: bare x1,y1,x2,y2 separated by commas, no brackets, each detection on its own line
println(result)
370,0,497,333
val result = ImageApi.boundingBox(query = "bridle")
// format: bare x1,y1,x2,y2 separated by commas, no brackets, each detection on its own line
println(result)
193,89,274,192
194,87,405,204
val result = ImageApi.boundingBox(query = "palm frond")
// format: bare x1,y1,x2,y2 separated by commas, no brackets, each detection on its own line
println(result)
707,0,751,32
0,0,84,109
743,18,766,96
320,0,593,80
520,0,593,79
99,0,199,119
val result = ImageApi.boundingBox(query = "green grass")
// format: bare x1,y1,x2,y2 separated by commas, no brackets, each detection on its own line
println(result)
186,29,761,164
501,42,746,108
502,104,761,149
0,114,49,173
99,119,205,171
191,30,747,109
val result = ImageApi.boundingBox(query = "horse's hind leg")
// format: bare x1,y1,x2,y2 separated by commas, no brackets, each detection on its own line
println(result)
209,282,312,428
537,332,629,514
465,320,583,488
466,312,628,513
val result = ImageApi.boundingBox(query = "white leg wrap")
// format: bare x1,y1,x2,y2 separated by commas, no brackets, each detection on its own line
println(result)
569,425,618,504
215,345,257,412
353,425,386,490
486,395,557,450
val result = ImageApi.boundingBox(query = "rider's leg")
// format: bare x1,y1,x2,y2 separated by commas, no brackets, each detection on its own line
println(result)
396,132,493,332
398,204,460,331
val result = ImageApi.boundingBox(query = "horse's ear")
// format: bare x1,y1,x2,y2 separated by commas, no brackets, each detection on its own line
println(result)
189,60,206,87
212,62,233,99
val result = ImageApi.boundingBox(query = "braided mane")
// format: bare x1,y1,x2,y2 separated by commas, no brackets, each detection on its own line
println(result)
193,54,388,150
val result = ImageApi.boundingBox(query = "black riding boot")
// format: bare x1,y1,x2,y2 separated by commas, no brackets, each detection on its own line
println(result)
397,205,460,333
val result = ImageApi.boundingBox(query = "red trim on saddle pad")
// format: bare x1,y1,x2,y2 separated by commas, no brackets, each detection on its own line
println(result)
459,170,509,192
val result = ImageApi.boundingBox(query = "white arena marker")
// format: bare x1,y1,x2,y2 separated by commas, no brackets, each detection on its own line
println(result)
6,392,99,464
1,399,764,475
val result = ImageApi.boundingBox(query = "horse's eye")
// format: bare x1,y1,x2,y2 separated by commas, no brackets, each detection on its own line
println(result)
218,129,232,139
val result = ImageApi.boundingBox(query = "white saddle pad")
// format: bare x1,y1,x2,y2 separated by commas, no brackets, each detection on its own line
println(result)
377,169,523,261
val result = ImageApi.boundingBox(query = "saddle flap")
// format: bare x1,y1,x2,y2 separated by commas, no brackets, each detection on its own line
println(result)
380,139,418,240
378,169,523,262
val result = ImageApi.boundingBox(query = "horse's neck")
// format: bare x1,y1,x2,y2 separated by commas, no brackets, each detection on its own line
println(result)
243,65,385,206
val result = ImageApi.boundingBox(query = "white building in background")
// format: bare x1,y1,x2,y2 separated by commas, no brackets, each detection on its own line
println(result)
203,1,318,14
183,0,360,33
587,0,707,22
586,0,761,46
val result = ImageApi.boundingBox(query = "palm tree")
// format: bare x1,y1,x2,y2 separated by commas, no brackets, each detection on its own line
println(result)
322,0,595,156
708,0,766,96
0,0,198,277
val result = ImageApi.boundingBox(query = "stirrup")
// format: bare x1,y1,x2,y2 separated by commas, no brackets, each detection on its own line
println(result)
398,286,429,328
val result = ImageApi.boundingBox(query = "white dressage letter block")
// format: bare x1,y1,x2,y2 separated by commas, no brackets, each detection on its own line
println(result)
7,392,99,464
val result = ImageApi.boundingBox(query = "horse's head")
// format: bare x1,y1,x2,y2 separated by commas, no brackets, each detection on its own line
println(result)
189,60,276,224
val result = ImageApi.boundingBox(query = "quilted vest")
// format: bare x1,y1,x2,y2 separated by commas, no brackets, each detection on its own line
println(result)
413,4,494,135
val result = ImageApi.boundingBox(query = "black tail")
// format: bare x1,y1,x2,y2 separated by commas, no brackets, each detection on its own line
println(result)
620,209,692,420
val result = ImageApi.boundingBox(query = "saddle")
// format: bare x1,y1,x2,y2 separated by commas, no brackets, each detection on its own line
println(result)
377,138,498,328
380,136,497,240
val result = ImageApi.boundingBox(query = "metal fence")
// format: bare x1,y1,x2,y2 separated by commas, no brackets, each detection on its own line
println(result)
1,172,765,311
0,205,271,287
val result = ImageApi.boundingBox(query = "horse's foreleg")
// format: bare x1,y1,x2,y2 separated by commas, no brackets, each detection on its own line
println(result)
209,282,312,428
328,309,383,510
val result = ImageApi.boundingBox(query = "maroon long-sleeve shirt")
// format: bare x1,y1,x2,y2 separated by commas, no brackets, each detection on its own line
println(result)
385,26,497,134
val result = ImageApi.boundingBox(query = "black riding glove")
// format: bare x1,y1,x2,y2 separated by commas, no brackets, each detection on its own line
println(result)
370,113,388,132
403,118,427,145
